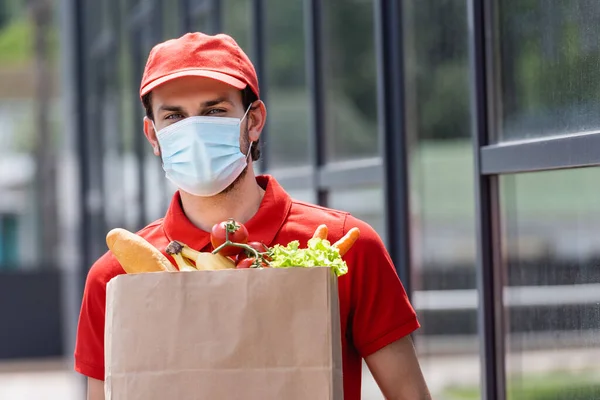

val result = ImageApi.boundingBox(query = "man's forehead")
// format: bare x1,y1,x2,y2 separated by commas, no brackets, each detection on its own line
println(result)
153,87,242,110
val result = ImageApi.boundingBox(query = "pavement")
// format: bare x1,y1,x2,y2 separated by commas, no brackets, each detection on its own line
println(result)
2,347,600,399
0,358,386,400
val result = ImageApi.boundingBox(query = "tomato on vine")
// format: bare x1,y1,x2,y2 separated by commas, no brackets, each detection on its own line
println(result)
236,241,270,263
210,219,249,256
236,257,269,269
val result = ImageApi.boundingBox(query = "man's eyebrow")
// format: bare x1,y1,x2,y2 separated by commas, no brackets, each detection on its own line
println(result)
157,104,185,113
156,97,234,114
201,97,234,108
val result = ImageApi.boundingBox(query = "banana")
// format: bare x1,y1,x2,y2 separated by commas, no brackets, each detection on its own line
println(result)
165,241,197,272
194,252,236,270
166,241,236,271
173,252,198,272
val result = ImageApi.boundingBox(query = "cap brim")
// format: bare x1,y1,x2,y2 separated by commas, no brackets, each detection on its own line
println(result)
140,69,247,98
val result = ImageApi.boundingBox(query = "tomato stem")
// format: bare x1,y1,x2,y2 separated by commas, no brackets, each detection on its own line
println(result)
211,241,271,267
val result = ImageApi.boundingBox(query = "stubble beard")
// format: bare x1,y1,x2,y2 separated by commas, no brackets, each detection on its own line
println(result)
218,126,252,196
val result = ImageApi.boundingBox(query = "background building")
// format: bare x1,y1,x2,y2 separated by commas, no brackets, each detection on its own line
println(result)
1,0,600,399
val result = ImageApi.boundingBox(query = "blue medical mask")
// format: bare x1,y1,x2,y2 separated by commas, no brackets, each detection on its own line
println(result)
154,106,252,197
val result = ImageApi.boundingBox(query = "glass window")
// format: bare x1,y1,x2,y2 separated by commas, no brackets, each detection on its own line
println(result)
191,13,210,34
116,0,142,232
500,168,600,399
322,0,379,161
263,0,311,168
102,52,128,229
402,0,481,399
285,188,316,205
328,185,385,245
162,0,182,38
222,0,252,52
496,1,600,141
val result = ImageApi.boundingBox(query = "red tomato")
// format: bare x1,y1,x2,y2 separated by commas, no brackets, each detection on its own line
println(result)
236,258,255,269
236,241,270,263
236,257,269,269
210,219,249,256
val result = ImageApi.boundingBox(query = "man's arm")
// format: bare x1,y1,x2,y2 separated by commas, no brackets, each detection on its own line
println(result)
365,335,431,400
87,377,104,400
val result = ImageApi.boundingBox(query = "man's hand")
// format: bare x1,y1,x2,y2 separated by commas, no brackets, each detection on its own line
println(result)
365,335,431,400
87,377,104,400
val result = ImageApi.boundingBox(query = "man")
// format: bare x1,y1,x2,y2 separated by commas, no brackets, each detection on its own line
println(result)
75,32,431,400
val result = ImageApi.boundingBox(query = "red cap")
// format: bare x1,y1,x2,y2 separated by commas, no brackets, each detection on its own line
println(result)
139,32,260,100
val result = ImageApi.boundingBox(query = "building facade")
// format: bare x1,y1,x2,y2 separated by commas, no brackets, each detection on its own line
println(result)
2,0,600,399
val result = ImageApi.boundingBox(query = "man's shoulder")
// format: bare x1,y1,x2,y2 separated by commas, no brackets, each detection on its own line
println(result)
287,200,348,231
85,218,166,287
286,199,381,243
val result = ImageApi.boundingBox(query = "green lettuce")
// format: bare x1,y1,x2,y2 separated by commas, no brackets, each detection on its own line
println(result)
268,238,348,277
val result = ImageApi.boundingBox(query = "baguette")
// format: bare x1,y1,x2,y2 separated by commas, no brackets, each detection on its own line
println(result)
106,228,177,274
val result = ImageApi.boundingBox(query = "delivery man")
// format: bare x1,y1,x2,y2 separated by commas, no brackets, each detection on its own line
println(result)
75,32,432,400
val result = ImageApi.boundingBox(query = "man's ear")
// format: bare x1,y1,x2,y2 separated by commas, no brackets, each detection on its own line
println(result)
247,100,267,142
143,117,161,156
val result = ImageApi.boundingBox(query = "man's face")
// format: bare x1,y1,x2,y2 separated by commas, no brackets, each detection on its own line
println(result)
142,76,265,196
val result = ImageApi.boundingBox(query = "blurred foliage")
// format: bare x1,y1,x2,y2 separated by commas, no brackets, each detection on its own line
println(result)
445,370,600,400
0,17,59,66
498,1,600,137
0,18,33,65
407,0,471,141
264,0,306,89
412,0,600,140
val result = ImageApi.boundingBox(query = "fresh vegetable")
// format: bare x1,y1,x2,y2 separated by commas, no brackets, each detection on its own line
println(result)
236,258,254,269
162,222,360,276
312,224,328,240
236,241,270,263
332,227,360,257
210,219,249,256
268,238,350,277
236,257,268,269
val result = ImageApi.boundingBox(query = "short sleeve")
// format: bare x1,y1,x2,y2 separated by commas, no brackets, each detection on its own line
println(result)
345,215,420,357
74,253,121,381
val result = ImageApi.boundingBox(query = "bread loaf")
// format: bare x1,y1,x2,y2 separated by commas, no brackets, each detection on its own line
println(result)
106,228,177,273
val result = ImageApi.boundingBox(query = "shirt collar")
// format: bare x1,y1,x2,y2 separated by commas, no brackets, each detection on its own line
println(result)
162,174,292,251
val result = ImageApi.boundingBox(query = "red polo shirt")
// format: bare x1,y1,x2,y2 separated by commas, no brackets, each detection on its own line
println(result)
74,175,419,399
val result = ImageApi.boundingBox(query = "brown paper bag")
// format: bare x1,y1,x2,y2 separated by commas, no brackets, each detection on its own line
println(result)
104,267,344,400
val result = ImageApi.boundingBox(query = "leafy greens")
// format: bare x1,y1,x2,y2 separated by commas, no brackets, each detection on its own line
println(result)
268,238,348,277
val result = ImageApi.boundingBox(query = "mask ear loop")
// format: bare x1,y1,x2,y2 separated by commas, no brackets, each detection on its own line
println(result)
240,104,252,124
245,141,254,161
241,103,254,161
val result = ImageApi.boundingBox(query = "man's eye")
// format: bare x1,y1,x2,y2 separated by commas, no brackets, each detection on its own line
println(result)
165,113,183,120
207,109,226,115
